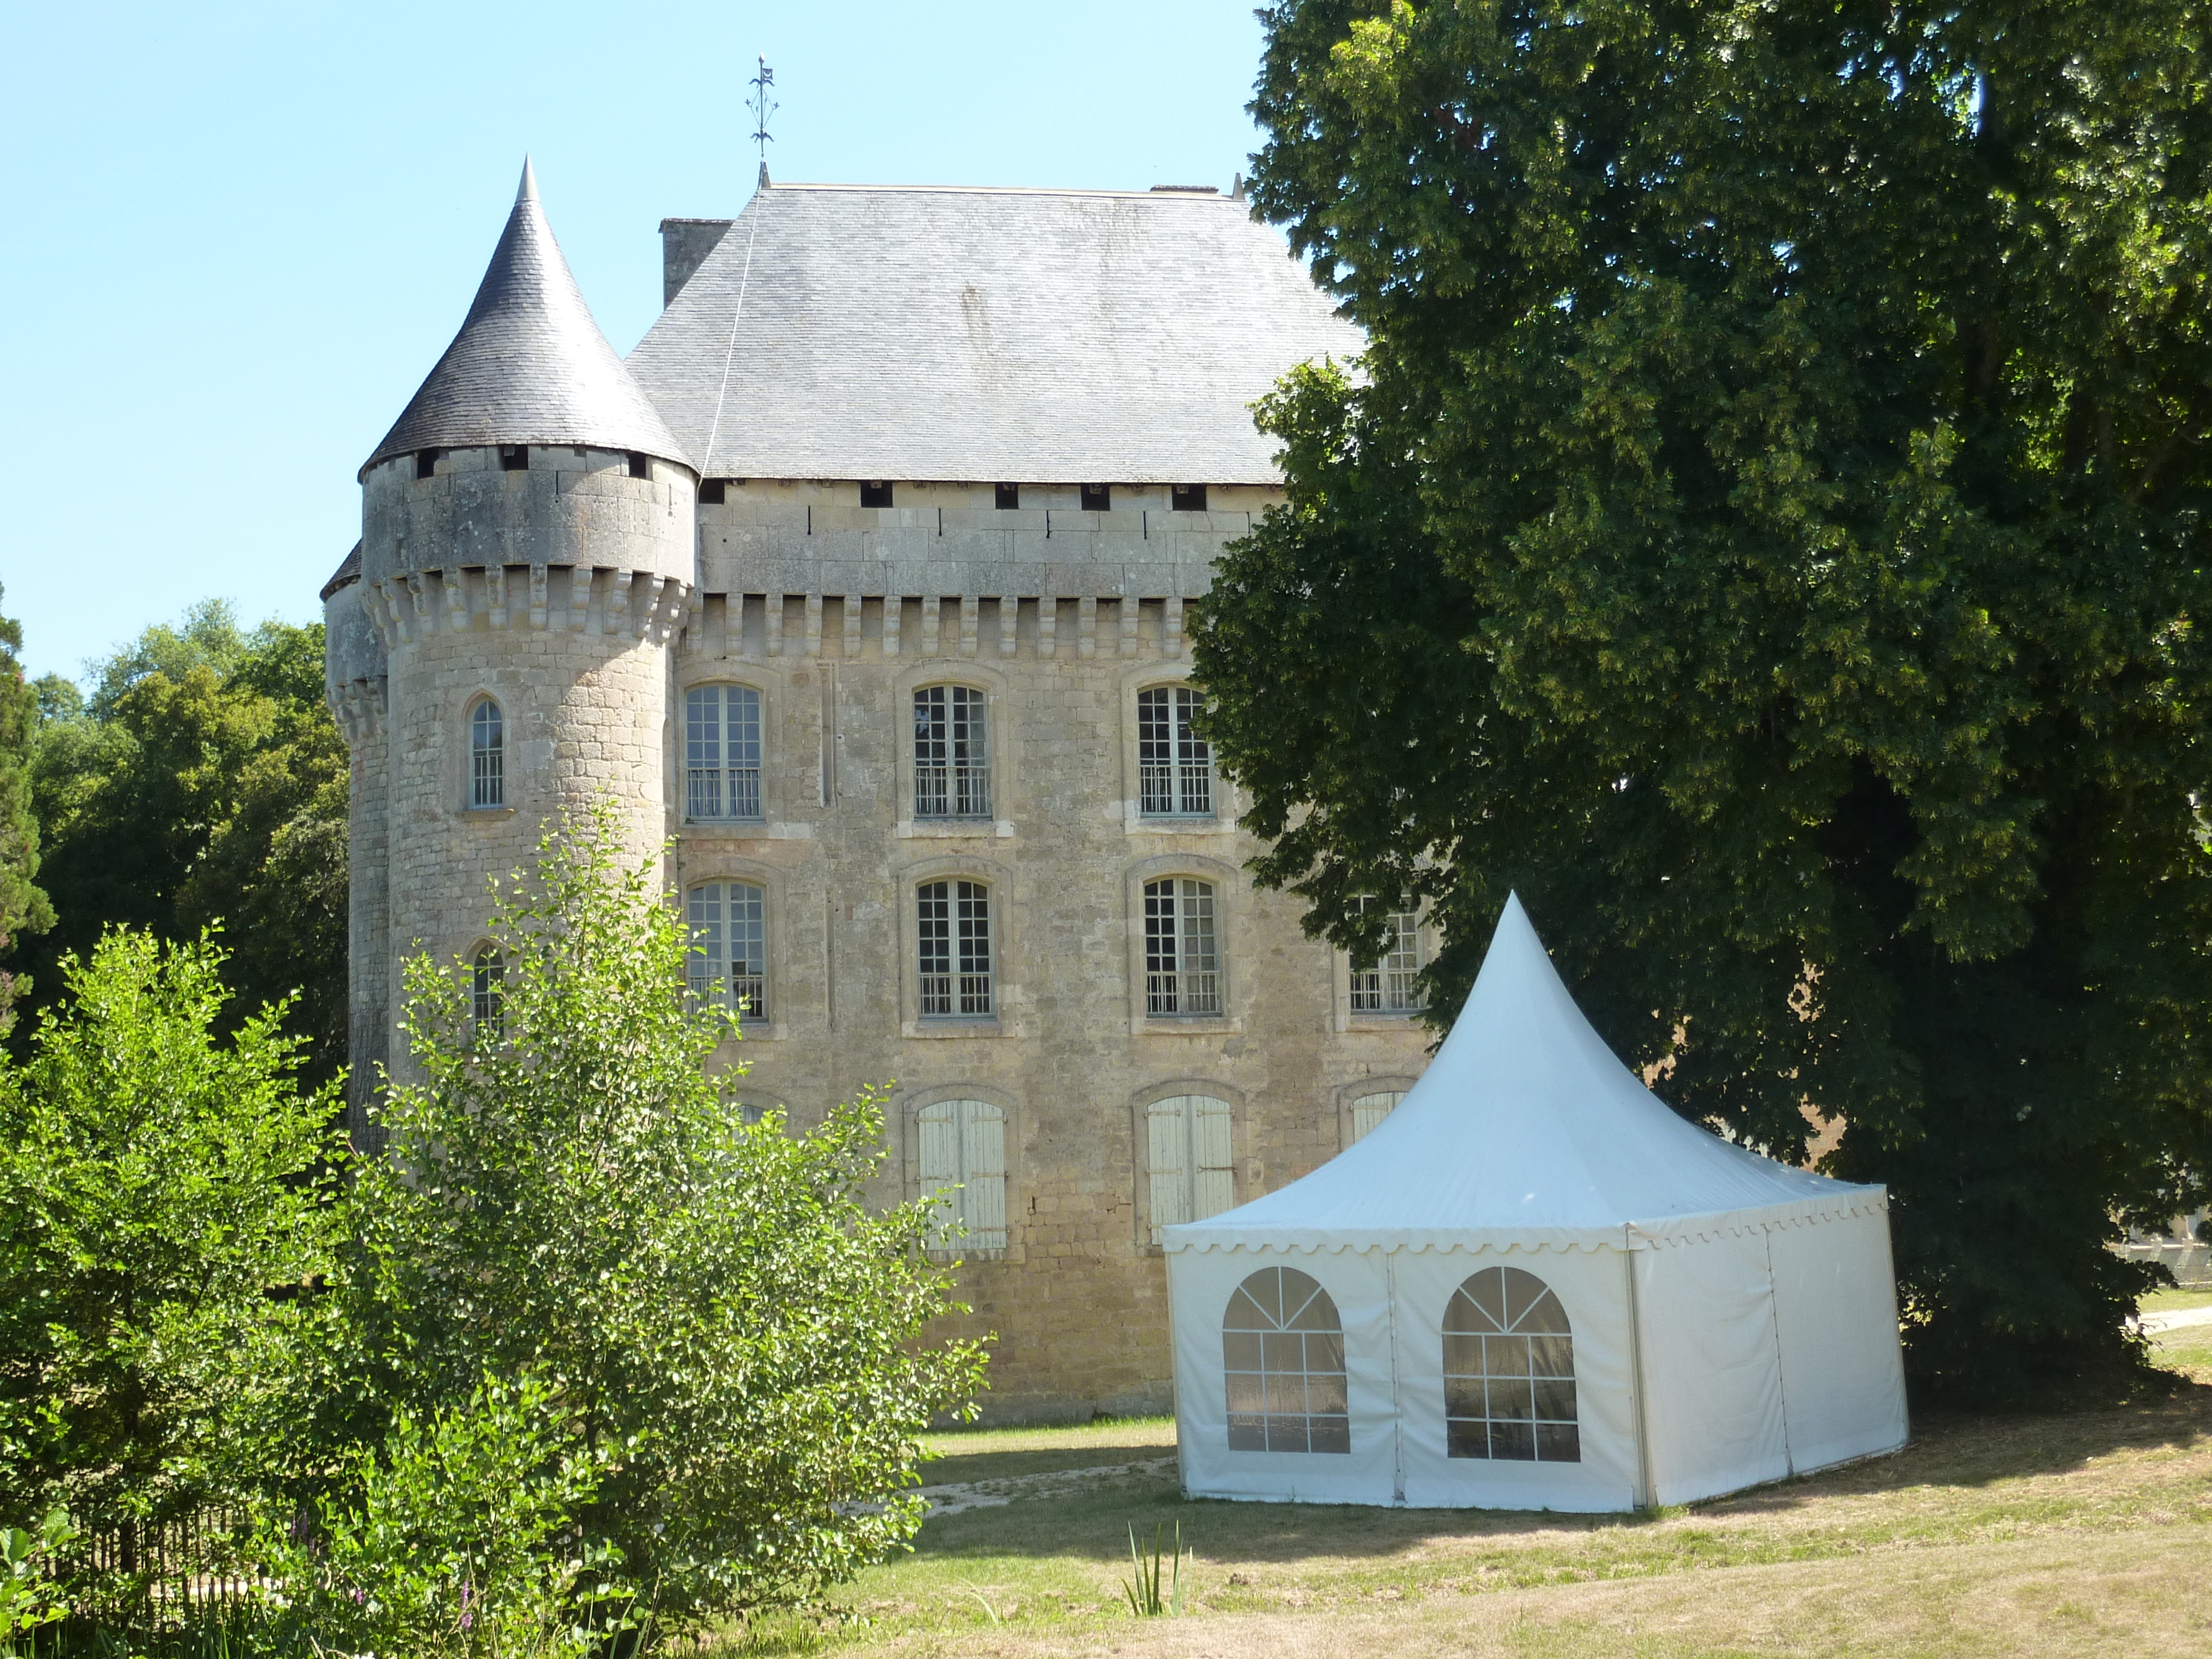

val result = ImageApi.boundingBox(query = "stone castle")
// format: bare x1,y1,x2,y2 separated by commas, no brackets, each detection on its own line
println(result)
323,160,1433,1418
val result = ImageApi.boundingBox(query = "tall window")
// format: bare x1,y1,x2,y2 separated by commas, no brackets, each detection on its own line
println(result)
686,684,763,822
1444,1266,1580,1463
1348,1091,1405,1144
918,1098,1008,1252
1138,686,1213,817
1146,1093,1233,1241
1350,898,1425,1014
469,698,503,808
914,686,990,818
917,879,993,1017
1223,1267,1349,1454
688,881,767,1022
471,945,504,1043
1144,878,1220,1016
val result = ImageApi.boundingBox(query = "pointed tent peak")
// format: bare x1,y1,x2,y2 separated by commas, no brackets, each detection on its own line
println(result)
361,164,689,479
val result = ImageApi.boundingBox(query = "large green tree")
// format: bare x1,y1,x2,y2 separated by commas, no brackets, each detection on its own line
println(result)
1199,0,2212,1398
19,602,347,1075
0,586,53,1036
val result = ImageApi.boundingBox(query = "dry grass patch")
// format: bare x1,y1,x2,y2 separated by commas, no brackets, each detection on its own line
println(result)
716,1327,2212,1658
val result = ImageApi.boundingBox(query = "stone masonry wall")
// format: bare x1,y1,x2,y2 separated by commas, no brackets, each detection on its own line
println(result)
673,478,1434,1420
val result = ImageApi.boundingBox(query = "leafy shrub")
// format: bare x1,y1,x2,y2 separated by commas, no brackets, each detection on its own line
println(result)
259,1375,628,1659
0,1509,75,1657
0,931,344,1530
343,807,988,1628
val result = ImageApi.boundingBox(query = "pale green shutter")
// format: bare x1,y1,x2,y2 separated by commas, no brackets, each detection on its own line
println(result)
1192,1097,1235,1221
960,1099,1007,1248
919,1101,961,1248
1350,1091,1405,1144
1148,1098,1190,1241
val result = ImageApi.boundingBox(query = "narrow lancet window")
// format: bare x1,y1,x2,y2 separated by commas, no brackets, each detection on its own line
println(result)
469,699,504,808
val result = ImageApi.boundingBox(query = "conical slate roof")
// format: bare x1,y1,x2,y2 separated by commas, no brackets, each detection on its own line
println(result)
361,160,688,478
1166,894,1877,1251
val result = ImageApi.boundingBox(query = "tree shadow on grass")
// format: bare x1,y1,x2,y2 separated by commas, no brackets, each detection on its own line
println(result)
908,1380,2212,1567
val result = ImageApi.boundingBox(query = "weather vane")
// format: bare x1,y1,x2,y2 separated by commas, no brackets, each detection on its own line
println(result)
749,56,777,175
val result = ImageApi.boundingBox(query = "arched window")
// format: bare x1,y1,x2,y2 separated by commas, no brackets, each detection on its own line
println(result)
471,945,504,1042
1138,686,1213,817
1145,1094,1233,1241
917,879,992,1017
469,697,504,808
1223,1267,1349,1454
685,684,763,822
688,881,767,1021
1348,1091,1405,1144
1444,1266,1580,1463
1349,897,1425,1013
1144,878,1219,1016
914,685,990,818
918,1098,1008,1252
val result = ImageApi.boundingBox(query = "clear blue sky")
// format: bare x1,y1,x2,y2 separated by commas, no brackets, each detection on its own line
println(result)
1,1,1276,683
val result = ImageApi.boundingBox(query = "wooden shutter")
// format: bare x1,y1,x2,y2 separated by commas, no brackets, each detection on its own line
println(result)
919,1102,960,1248
960,1099,1007,1249
1192,1097,1235,1221
1147,1098,1190,1240
1350,1091,1404,1144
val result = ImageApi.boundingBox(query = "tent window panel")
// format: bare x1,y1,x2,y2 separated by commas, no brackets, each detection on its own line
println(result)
1444,1265,1580,1464
1145,1094,1234,1241
1221,1266,1350,1456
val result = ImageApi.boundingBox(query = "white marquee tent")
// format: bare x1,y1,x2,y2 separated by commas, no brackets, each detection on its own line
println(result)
1162,894,1909,1510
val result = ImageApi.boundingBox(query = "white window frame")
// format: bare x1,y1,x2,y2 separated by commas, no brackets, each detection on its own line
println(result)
685,683,764,823
470,943,504,1044
686,880,768,1024
1144,877,1221,1017
1349,897,1426,1014
917,1096,1008,1254
1145,1093,1235,1242
468,696,504,809
913,684,991,820
1136,685,1214,818
917,877,994,1019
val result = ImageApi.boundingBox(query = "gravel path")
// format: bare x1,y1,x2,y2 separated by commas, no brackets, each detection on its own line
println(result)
2139,1304,2212,1334
916,1455,1179,1517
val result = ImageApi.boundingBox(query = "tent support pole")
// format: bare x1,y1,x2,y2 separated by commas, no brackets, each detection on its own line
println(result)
1624,1227,1657,1510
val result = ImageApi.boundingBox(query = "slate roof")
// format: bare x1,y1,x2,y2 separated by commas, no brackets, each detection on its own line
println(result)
320,541,363,602
362,161,688,478
624,183,1363,484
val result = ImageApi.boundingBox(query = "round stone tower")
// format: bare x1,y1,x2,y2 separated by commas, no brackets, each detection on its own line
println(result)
329,159,694,1107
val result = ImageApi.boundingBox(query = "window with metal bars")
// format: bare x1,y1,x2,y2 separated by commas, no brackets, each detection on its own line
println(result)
917,879,993,1017
1145,1093,1235,1242
918,1098,1008,1252
1349,897,1425,1013
471,946,504,1043
469,699,503,808
1222,1266,1350,1453
1144,877,1219,1016
686,881,768,1022
685,684,764,822
1137,686,1213,816
913,685,990,819
1444,1266,1581,1463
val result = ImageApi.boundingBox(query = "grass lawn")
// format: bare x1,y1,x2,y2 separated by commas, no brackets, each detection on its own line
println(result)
719,1321,2212,1658
2140,1284,2212,1316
